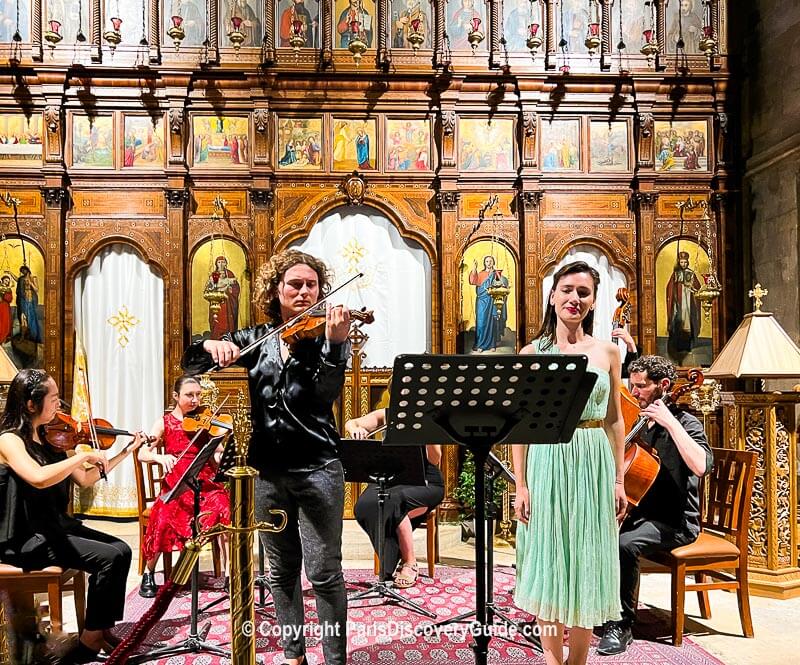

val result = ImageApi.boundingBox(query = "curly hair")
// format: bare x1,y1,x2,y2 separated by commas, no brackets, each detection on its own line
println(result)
252,249,333,324
627,355,677,386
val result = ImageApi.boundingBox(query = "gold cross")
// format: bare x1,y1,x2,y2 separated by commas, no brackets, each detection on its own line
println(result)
107,305,141,348
748,283,768,312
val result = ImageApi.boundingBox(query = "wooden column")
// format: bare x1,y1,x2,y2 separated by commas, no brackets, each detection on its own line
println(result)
41,187,66,383
721,392,800,598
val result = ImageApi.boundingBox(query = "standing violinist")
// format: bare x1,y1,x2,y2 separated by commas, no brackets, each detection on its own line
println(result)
182,249,351,665
0,369,147,663
136,374,231,598
597,355,713,656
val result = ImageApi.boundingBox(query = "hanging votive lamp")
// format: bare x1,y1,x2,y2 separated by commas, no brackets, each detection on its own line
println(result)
699,25,716,59
585,22,600,56
228,15,246,50
640,29,658,65
407,17,425,51
104,16,123,53
44,19,63,50
526,23,542,56
348,20,367,66
468,17,484,51
167,15,185,50
289,19,306,54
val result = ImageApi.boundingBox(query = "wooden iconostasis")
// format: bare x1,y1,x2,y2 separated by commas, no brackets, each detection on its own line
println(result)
0,0,738,519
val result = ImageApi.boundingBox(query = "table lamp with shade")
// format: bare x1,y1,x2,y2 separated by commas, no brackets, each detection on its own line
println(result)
704,283,800,599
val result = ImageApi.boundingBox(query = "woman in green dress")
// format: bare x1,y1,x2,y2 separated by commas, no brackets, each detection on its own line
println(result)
512,261,627,665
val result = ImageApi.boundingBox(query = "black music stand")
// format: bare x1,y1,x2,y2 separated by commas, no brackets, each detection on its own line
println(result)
340,438,437,619
383,354,597,665
128,434,231,664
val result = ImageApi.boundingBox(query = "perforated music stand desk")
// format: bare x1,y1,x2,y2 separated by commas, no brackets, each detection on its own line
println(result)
339,438,435,618
383,353,597,665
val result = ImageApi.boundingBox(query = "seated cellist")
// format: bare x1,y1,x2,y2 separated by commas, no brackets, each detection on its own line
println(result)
597,355,714,656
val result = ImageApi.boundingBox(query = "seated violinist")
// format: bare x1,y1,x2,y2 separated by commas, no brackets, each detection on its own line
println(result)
137,374,230,598
0,369,147,663
597,355,713,656
345,407,444,588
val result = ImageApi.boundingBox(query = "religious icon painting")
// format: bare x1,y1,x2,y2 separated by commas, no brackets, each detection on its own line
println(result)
386,118,431,171
276,0,321,49
190,238,250,343
122,114,165,168
277,117,323,170
45,0,89,43
0,237,45,370
654,119,709,172
103,0,146,45
163,0,207,46
589,120,630,172
334,0,377,50
655,238,713,367
0,113,43,166
459,240,517,355
71,114,114,168
503,0,538,52
389,0,432,49
191,115,250,168
0,0,29,42
332,118,377,171
458,118,515,172
447,0,487,51
221,0,263,47
540,118,580,172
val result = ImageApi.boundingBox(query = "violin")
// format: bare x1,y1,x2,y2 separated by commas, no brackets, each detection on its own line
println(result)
612,288,640,434
280,308,375,348
622,368,704,507
181,405,235,439
45,412,140,452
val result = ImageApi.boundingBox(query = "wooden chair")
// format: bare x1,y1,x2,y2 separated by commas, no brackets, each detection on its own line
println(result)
0,564,85,634
642,447,757,646
133,443,222,579
373,507,439,579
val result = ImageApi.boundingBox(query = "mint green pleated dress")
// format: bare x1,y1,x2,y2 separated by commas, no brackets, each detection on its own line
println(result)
514,341,621,629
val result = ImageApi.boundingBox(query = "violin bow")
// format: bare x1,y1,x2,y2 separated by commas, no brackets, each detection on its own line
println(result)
79,366,107,481
209,272,364,371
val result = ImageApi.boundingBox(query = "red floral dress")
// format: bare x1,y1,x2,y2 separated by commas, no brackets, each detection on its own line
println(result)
142,413,231,560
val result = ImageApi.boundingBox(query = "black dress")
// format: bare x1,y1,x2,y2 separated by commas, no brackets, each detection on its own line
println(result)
0,441,132,632
354,458,445,578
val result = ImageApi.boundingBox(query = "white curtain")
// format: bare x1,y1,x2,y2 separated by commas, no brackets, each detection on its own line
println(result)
542,245,630,362
73,244,164,517
292,207,431,368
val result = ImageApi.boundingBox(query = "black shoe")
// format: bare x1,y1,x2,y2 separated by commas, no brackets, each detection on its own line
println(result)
138,571,159,598
59,641,100,664
597,621,633,656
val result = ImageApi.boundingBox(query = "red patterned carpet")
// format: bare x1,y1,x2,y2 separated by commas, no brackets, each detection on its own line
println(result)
103,566,726,664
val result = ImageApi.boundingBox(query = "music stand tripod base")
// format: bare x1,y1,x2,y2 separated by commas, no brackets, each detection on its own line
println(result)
340,438,437,619
383,354,596,665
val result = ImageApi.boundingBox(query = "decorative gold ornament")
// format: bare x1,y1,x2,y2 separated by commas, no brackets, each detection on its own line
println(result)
407,18,425,51
167,15,186,50
467,17,484,51
44,19,63,50
749,283,768,312
640,29,658,65
526,23,542,55
104,16,123,53
228,15,246,51
585,22,600,56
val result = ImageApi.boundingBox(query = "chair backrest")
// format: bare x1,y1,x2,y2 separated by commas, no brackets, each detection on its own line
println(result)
702,447,757,552
133,438,167,516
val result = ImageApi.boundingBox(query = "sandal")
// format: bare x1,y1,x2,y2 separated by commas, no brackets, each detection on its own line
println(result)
393,561,418,588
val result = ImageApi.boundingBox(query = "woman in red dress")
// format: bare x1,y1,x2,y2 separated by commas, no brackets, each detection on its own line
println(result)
137,375,231,597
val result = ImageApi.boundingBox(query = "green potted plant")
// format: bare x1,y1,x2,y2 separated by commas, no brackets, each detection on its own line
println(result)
453,450,508,541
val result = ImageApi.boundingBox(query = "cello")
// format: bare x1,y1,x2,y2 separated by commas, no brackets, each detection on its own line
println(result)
623,367,704,506
612,287,640,433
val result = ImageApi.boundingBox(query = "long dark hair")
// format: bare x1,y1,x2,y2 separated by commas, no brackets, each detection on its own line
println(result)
0,368,53,464
534,261,601,351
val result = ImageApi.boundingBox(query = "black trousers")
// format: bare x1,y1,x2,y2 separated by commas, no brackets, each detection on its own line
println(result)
618,516,694,626
2,523,131,631
354,478,444,579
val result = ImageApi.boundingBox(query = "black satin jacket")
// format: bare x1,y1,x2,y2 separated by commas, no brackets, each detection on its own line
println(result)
182,325,349,474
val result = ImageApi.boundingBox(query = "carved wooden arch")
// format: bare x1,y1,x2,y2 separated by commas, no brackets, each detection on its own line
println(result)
539,236,636,287
65,235,167,280
654,234,713,257
274,193,438,263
